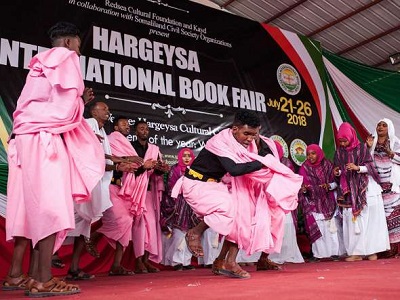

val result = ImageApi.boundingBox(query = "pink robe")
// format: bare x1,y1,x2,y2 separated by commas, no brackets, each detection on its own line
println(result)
6,47,104,251
131,143,164,263
97,131,139,248
193,129,301,255
108,131,143,216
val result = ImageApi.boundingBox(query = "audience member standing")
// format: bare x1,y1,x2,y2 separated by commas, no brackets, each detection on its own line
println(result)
334,122,389,261
163,148,198,270
367,118,400,257
298,144,344,261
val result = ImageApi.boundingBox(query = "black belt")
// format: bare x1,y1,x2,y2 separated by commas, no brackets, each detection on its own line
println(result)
185,168,219,183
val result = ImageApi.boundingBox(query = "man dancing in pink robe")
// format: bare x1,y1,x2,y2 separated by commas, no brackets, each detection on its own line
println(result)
4,22,104,297
172,110,302,279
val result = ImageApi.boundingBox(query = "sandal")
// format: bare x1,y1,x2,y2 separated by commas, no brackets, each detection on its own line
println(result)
51,258,65,269
109,266,134,276
27,277,80,298
185,230,204,257
66,269,94,281
219,263,251,279
212,258,225,275
2,274,31,291
256,259,282,271
84,237,100,258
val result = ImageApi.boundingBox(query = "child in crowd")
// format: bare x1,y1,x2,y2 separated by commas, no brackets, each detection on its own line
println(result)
299,144,344,261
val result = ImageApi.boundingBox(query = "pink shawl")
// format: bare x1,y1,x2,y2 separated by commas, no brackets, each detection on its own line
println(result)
205,129,302,254
108,131,162,216
337,122,360,151
10,47,104,202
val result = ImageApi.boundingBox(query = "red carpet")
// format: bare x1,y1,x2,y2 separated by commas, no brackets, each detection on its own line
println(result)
1,258,400,299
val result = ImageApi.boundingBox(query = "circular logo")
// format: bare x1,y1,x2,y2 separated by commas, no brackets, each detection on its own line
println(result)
290,138,307,166
270,135,289,158
277,64,301,95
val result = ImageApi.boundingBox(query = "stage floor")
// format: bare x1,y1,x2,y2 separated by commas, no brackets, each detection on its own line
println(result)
2,258,400,300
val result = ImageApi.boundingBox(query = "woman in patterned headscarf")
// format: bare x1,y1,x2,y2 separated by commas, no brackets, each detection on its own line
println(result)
298,144,343,261
367,118,400,257
161,148,199,271
334,122,389,261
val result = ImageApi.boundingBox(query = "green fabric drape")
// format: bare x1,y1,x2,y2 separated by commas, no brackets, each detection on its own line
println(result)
0,163,8,194
323,50,400,112
0,96,12,164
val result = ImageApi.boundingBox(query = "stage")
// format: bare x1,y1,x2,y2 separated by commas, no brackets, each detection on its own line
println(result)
1,258,399,299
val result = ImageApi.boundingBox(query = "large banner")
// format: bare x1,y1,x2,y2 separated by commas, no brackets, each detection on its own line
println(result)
0,0,328,166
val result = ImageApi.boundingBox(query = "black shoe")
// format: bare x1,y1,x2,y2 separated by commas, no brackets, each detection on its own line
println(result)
308,256,320,263
183,265,195,270
173,264,184,271
331,255,340,261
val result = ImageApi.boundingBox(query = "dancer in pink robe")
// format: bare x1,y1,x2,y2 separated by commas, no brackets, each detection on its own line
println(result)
95,116,143,275
66,102,135,280
4,22,104,297
172,110,302,279
130,119,170,273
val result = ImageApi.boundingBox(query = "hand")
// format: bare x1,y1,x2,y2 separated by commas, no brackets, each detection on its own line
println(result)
108,155,124,163
82,87,95,105
319,183,330,191
126,156,144,165
129,163,140,172
345,163,360,172
333,167,340,176
143,159,157,170
117,162,133,172
301,185,309,193
154,160,170,173
366,134,374,148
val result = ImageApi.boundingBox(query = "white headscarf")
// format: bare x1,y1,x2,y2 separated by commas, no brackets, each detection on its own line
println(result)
371,118,400,193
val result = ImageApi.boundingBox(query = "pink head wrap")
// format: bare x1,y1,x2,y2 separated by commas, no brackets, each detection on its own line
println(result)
336,122,360,151
177,148,195,173
304,144,324,167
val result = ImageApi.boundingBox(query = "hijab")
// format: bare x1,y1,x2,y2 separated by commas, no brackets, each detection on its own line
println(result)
177,147,195,173
337,122,360,151
304,144,324,167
